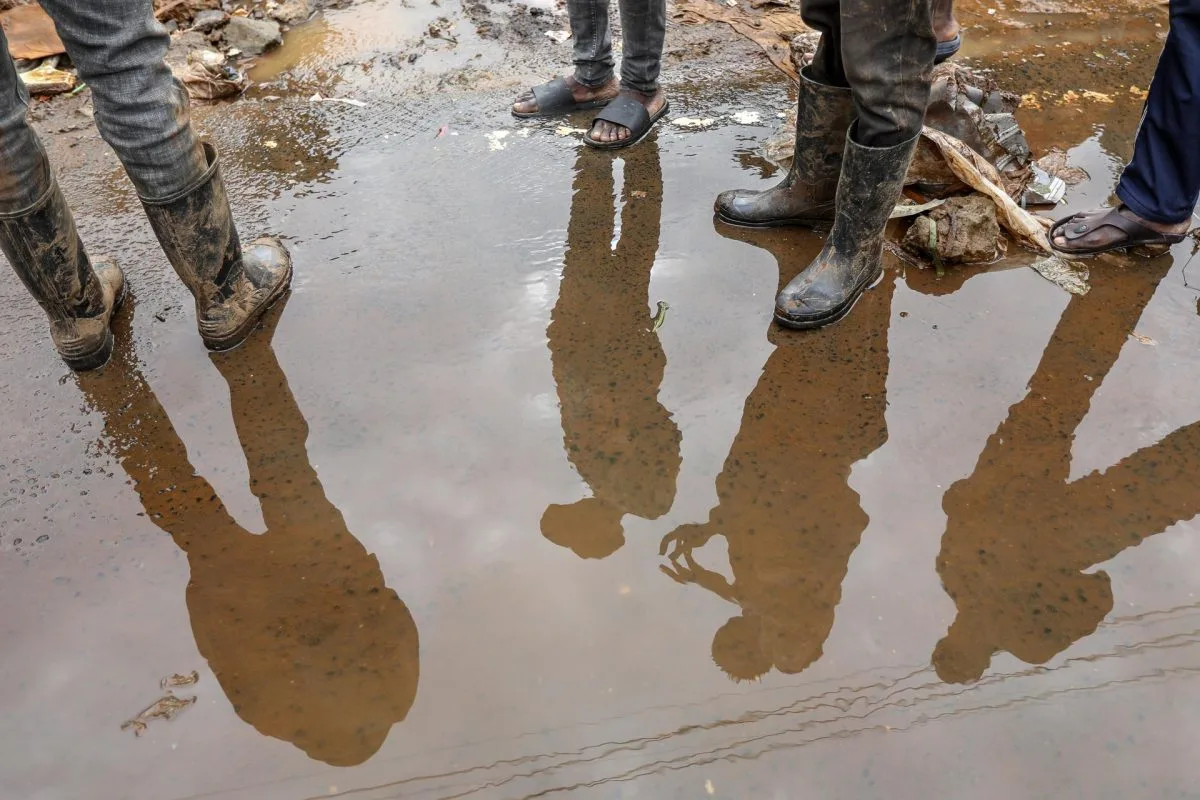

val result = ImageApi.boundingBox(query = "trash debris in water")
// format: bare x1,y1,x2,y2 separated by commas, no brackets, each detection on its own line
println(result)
172,48,247,102
1036,148,1090,186
555,126,588,136
672,117,716,129
160,671,200,690
650,301,670,332
1022,164,1067,207
729,110,762,125
121,693,197,737
919,127,1053,255
1029,255,1090,296
486,130,511,151
1129,331,1157,346
309,93,369,108
890,198,946,219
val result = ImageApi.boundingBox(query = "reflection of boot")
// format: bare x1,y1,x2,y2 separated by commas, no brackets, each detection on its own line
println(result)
141,142,291,351
664,224,893,681
0,176,125,370
715,68,855,229
775,124,917,329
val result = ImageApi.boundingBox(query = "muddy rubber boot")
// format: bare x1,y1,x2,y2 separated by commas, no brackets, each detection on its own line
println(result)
0,178,126,371
141,142,292,352
774,124,918,329
714,67,855,228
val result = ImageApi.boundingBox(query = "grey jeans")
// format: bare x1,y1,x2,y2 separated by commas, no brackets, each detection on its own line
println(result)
569,0,667,94
0,0,206,213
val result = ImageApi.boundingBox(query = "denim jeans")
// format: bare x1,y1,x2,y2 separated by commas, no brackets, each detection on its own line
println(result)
568,0,667,94
0,0,206,213
800,0,937,147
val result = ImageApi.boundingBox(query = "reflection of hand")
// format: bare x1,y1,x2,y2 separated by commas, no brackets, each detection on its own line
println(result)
659,550,704,585
659,522,715,562
659,524,738,603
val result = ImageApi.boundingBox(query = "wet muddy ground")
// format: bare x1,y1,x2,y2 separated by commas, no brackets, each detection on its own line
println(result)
3,0,1200,798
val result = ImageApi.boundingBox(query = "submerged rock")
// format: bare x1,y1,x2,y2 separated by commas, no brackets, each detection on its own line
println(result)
903,195,1001,264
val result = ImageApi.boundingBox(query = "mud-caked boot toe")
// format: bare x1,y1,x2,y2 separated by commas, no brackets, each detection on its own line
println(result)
141,142,293,353
774,124,919,330
714,67,855,229
0,175,127,371
774,261,879,329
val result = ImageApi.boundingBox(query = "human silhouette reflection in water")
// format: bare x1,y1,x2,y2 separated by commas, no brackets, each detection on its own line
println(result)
77,303,418,766
661,226,893,681
935,258,1200,683
542,140,681,559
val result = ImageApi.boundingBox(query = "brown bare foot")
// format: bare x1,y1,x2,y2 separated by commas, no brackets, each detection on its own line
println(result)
512,75,619,116
932,0,960,44
1051,205,1190,254
588,88,667,144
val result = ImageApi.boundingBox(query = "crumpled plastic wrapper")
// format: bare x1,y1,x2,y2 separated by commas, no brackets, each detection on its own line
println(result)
171,48,247,102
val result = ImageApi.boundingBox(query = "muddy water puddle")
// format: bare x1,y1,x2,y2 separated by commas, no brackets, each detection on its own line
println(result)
3,1,1200,798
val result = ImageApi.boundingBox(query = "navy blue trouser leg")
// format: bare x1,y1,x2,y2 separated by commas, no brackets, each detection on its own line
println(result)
1116,0,1200,225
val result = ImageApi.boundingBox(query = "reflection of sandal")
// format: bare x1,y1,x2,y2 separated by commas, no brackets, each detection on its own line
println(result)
935,34,961,63
511,77,611,119
583,94,670,151
1050,205,1188,258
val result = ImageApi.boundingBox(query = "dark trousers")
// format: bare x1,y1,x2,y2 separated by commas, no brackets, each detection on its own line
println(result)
800,0,937,147
1117,0,1200,225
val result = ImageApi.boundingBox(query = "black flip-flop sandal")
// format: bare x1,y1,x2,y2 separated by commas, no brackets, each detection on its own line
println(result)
935,34,962,64
512,77,611,119
1050,205,1188,258
583,94,670,151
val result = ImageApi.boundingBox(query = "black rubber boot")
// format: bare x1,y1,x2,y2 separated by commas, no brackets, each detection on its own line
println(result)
141,142,292,352
714,67,855,228
775,123,918,330
0,177,125,371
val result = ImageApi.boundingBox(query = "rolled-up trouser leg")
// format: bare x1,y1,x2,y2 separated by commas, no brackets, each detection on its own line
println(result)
569,0,617,87
1116,0,1200,225
618,0,667,93
839,0,937,147
37,0,207,201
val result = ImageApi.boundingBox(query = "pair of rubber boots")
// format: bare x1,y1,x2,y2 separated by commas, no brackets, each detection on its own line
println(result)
0,143,292,371
716,67,918,329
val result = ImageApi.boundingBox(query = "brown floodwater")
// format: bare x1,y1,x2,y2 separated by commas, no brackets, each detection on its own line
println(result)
2,0,1199,798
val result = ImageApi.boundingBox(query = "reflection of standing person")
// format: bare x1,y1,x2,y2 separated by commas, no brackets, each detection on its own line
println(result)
510,0,668,149
660,229,892,680
714,0,935,329
1051,0,1197,256
542,143,681,559
78,305,418,767
0,2,291,371
935,262,1200,684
